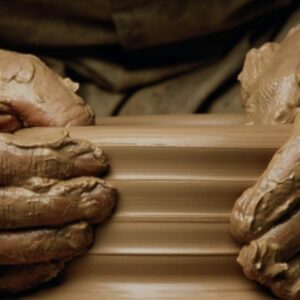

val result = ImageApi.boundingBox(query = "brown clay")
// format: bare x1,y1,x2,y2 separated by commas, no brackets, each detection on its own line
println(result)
13,116,287,300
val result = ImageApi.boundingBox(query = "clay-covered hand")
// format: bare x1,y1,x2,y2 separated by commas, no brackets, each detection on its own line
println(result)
231,116,300,299
231,22,300,298
0,131,116,293
0,50,116,293
0,49,94,132
238,25,300,125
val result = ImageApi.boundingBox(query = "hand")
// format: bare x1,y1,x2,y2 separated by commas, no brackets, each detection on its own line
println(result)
0,50,116,293
231,116,300,299
0,49,94,132
238,25,300,125
231,23,300,299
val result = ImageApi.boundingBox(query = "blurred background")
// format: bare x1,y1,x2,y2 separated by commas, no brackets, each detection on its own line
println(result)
2,0,300,117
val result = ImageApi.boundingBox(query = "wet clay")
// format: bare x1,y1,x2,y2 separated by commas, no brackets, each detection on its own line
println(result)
13,118,290,300
239,25,300,125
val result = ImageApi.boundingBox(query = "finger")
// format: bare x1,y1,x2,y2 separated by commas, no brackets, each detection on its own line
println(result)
0,49,94,129
0,222,92,264
0,132,109,185
0,177,116,229
240,253,300,299
231,135,300,243
230,187,254,243
0,114,21,132
237,209,300,286
0,261,65,294
270,256,300,300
